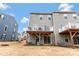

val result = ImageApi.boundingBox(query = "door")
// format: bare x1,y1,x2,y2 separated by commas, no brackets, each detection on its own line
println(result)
35,36,39,45
73,36,79,45
1,34,6,40
44,36,50,44
11,34,15,40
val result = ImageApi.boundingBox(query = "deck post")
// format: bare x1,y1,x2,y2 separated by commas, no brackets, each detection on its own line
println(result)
50,34,52,45
69,31,74,48
39,33,41,45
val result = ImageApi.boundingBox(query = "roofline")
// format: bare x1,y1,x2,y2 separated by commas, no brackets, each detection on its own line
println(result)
30,11,78,15
0,13,18,26
30,12,52,15
0,13,15,17
52,11,77,14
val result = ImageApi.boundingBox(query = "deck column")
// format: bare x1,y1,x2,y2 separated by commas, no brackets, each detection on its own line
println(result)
50,34,52,45
69,31,74,47
39,33,41,45
69,31,77,48
59,29,79,48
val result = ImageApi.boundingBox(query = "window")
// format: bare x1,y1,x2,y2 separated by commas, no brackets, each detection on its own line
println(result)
65,39,68,42
14,28,16,32
4,25,8,31
64,14,68,19
28,27,32,30
78,14,79,16
12,34,15,40
33,25,38,30
64,16,67,19
44,36,50,44
1,33,6,40
38,27,42,30
44,25,49,31
60,24,63,28
1,15,4,19
73,14,77,19
14,24,17,27
48,15,51,20
48,17,51,20
40,17,42,20
0,15,4,19
39,15,43,20
0,15,1,18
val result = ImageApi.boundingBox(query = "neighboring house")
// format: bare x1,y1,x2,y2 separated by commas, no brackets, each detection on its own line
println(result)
53,11,79,47
26,11,79,47
27,12,54,45
0,13,18,41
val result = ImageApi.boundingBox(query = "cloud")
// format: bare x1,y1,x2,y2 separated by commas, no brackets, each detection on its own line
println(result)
4,12,15,17
8,13,15,17
21,17,29,24
58,3,74,11
0,3,10,10
23,27,28,31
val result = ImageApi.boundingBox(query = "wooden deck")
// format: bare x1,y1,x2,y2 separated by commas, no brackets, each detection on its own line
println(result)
27,31,53,35
59,28,79,48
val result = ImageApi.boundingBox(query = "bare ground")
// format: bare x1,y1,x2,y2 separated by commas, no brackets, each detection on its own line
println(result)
0,42,79,56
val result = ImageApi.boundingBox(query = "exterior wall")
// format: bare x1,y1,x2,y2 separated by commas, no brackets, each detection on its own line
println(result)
52,12,79,46
29,14,53,27
0,13,18,41
28,13,54,45
28,34,54,45
28,12,79,46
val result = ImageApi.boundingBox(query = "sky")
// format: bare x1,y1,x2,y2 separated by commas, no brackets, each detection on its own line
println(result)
0,3,79,33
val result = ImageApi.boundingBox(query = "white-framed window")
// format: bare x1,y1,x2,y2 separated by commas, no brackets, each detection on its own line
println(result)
0,15,1,18
48,15,51,20
4,25,8,32
12,34,15,40
77,14,79,16
33,24,38,30
60,24,63,28
73,14,77,19
0,15,4,19
39,15,43,20
63,14,68,19
14,24,17,27
14,28,16,32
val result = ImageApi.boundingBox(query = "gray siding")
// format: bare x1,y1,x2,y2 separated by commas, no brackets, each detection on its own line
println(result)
0,14,18,41
53,12,79,45
29,14,53,27
29,12,79,46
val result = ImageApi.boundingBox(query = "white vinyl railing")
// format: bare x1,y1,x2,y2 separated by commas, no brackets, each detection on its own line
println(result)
59,23,79,32
27,26,53,31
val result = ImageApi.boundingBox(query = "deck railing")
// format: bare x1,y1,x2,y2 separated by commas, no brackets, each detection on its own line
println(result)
27,26,53,31
59,23,79,32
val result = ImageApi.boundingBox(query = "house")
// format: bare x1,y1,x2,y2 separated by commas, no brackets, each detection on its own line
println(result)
27,12,54,45
0,13,18,41
26,11,79,47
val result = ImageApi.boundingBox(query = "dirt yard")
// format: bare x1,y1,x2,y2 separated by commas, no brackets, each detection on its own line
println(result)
0,41,79,56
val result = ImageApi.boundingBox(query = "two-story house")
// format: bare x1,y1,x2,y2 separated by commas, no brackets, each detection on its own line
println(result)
0,13,18,41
